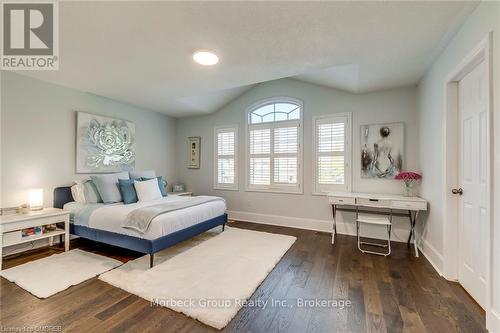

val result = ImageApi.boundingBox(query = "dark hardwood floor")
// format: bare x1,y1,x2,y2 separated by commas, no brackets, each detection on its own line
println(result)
0,221,485,333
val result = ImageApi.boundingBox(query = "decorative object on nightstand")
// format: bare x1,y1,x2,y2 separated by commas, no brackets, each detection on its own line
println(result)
17,204,30,214
172,182,186,193
395,172,422,196
44,224,57,232
28,188,44,211
0,208,70,270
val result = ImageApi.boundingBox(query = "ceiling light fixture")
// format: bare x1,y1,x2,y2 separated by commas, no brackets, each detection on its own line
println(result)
193,50,219,66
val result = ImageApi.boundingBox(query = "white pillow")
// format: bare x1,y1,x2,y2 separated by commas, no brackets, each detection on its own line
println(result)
71,181,86,203
134,178,162,202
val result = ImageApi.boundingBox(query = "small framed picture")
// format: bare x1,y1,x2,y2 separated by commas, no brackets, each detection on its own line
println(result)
187,136,201,169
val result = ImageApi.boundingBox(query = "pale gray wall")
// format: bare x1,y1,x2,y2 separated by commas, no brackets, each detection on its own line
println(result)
1,72,177,208
417,2,500,327
175,78,418,241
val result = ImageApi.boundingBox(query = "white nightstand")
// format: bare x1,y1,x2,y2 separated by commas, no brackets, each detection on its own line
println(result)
167,191,193,197
0,208,70,270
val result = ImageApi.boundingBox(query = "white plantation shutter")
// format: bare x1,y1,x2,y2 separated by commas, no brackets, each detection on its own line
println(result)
274,127,297,153
250,129,271,155
318,156,344,184
218,132,234,156
218,158,234,183
249,157,270,185
314,114,351,193
247,99,303,193
274,157,297,183
249,128,271,185
214,126,238,189
274,126,298,184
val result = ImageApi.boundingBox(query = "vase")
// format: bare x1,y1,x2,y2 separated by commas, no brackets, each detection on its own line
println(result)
404,182,414,197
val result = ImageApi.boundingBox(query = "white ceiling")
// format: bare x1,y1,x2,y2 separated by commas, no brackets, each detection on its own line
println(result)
18,1,477,117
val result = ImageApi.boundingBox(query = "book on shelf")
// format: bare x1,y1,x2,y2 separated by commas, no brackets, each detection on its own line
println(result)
21,226,42,237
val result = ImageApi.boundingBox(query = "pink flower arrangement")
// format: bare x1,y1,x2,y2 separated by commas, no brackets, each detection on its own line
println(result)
395,172,422,182
395,172,422,196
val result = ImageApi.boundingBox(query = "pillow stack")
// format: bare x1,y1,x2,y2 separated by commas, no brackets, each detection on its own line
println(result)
70,170,168,205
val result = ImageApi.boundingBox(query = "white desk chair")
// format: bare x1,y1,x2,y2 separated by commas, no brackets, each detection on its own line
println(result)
356,208,393,256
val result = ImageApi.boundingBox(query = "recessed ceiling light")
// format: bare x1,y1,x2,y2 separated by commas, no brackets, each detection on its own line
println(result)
193,50,219,66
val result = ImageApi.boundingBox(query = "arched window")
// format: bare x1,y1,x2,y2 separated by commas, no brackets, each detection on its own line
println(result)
249,102,301,124
246,98,303,193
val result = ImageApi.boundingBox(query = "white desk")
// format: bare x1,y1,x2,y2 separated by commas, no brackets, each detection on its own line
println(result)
0,208,70,270
328,192,428,257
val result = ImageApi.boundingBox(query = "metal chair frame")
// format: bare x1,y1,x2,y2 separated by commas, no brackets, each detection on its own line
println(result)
356,206,393,256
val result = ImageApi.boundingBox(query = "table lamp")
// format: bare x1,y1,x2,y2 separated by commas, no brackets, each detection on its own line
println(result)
28,188,43,211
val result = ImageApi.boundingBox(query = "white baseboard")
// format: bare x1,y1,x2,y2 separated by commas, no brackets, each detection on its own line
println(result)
487,309,500,332
418,238,445,277
228,210,331,233
228,210,410,243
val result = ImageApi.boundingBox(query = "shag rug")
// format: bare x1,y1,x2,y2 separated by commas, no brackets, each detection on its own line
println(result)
0,249,122,298
99,227,296,329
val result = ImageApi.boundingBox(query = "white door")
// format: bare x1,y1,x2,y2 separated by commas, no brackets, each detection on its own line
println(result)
457,60,488,308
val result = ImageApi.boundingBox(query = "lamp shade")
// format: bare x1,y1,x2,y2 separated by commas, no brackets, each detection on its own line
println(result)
28,188,43,209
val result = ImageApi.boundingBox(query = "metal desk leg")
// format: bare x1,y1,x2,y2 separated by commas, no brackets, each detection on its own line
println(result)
407,210,413,246
331,204,337,245
408,210,419,257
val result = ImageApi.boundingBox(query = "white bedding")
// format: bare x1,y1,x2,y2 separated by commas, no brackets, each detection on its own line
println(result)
66,196,226,240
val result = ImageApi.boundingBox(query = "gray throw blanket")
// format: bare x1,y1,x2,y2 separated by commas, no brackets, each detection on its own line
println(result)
123,196,225,234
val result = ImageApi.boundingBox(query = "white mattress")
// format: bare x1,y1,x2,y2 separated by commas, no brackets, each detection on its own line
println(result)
82,196,226,240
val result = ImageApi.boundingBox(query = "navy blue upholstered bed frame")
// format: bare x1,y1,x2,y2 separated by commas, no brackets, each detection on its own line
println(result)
53,186,227,267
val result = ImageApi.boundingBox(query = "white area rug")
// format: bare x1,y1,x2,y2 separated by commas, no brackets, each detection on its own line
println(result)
0,249,122,298
99,227,296,329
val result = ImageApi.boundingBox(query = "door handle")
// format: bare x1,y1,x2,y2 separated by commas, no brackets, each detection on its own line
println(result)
452,188,463,195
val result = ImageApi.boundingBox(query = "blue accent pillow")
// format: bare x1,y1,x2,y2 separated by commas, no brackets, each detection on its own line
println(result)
118,179,138,204
142,176,168,197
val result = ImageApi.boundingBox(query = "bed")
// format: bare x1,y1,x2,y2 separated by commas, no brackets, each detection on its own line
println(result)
53,186,227,267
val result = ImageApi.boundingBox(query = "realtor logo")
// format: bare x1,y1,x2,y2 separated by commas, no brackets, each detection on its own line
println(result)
1,1,59,70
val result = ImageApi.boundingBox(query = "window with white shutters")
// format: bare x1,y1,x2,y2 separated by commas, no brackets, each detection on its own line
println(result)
313,113,351,194
247,98,303,193
214,126,238,190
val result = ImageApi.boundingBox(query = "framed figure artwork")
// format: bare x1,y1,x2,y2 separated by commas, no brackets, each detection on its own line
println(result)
360,122,404,179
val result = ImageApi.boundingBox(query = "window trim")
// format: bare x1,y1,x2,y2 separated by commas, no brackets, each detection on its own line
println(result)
245,97,304,194
312,112,352,196
213,125,239,191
